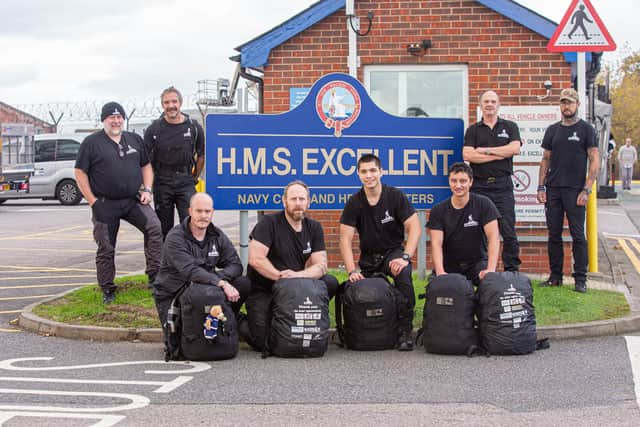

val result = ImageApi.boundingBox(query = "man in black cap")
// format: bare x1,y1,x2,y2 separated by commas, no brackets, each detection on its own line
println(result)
75,102,163,304
144,86,205,239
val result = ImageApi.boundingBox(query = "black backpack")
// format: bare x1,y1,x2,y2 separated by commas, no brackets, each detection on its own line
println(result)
335,276,400,350
477,272,537,355
267,278,330,358
419,273,479,355
166,282,238,361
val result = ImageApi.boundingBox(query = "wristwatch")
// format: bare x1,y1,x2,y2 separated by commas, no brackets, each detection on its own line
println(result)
401,253,411,262
141,186,152,194
582,187,592,195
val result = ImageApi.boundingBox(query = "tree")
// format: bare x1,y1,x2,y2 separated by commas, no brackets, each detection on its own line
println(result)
610,50,640,155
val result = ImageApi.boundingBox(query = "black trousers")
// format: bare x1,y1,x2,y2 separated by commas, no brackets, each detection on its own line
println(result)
472,177,521,271
92,198,162,294
153,174,196,239
245,275,339,352
359,248,416,333
153,275,251,346
545,187,587,283
439,259,487,286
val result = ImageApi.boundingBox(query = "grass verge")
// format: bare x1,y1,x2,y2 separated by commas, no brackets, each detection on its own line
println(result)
33,271,629,329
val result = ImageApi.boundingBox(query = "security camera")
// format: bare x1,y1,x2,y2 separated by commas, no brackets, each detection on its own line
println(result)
537,81,553,100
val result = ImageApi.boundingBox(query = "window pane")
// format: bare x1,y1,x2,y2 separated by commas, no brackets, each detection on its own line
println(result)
35,140,56,162
406,71,463,119
369,72,398,115
368,67,465,121
55,140,80,161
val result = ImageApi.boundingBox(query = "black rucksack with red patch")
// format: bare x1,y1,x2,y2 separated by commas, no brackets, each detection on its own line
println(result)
166,282,238,361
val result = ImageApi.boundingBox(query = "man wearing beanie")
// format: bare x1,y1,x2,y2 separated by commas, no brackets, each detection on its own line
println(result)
75,102,163,304
143,86,205,239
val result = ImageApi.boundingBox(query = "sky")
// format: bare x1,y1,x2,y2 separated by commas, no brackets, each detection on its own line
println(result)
0,0,637,108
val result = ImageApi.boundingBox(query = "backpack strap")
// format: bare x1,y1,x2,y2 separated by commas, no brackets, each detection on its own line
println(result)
334,281,348,348
536,338,550,350
164,283,189,362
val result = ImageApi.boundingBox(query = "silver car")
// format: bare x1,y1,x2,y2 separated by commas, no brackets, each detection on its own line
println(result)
0,132,91,205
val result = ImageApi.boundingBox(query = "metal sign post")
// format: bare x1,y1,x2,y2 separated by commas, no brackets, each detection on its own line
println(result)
547,0,616,273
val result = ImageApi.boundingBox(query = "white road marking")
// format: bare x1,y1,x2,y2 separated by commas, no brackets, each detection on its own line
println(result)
0,388,149,412
0,357,211,374
0,411,124,427
624,336,640,409
0,375,193,393
598,210,629,216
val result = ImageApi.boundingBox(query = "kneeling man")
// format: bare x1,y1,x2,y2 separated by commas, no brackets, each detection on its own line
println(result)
153,193,250,352
427,162,501,285
246,181,338,351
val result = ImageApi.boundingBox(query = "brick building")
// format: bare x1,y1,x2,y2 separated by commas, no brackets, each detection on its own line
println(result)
0,101,55,134
233,0,601,274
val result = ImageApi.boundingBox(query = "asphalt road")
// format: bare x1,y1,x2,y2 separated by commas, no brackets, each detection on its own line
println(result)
0,198,639,425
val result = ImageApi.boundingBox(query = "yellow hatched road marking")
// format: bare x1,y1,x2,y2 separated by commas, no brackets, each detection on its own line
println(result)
618,238,640,275
0,294,57,301
0,283,86,290
0,265,98,272
629,238,640,254
9,237,141,242
0,225,85,240
0,275,95,281
0,247,143,254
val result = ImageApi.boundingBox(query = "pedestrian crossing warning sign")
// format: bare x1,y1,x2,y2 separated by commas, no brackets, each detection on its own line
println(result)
547,0,616,52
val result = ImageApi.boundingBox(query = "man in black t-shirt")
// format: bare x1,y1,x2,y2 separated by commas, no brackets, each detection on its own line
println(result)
537,88,599,293
144,86,205,239
463,90,522,271
427,162,501,285
75,102,162,304
340,154,421,351
245,181,338,351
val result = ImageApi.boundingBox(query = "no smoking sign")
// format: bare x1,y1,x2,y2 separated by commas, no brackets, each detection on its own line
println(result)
512,169,531,193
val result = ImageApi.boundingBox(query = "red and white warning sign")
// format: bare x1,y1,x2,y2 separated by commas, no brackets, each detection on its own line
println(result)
547,0,616,52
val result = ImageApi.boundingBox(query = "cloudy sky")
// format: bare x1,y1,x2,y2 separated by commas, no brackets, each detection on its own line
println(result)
0,0,636,107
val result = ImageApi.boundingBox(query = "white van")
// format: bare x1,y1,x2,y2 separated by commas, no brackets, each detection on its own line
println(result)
0,132,91,205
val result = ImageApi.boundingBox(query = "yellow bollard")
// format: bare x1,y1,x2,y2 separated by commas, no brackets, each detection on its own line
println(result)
196,178,205,193
586,181,598,273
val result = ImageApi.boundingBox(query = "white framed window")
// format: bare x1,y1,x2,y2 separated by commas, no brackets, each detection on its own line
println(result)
364,64,469,127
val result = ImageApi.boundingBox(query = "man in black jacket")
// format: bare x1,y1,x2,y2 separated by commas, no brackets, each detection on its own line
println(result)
153,192,250,349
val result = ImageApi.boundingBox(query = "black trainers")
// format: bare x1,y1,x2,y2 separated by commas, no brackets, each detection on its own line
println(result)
102,291,116,305
540,277,562,287
237,313,252,345
574,282,587,293
397,331,414,352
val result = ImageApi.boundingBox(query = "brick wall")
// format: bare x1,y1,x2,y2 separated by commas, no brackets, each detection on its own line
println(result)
261,0,575,275
0,102,55,134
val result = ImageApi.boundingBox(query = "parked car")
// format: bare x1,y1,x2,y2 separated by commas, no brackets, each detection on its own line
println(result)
0,132,92,205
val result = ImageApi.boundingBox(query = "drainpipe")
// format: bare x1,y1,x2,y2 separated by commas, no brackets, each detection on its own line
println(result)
240,67,264,113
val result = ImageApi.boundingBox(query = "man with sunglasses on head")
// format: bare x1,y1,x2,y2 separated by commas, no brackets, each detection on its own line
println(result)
75,102,162,304
144,86,205,240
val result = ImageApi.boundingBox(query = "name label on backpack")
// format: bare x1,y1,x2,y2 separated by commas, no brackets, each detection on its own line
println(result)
436,297,454,306
365,308,384,317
